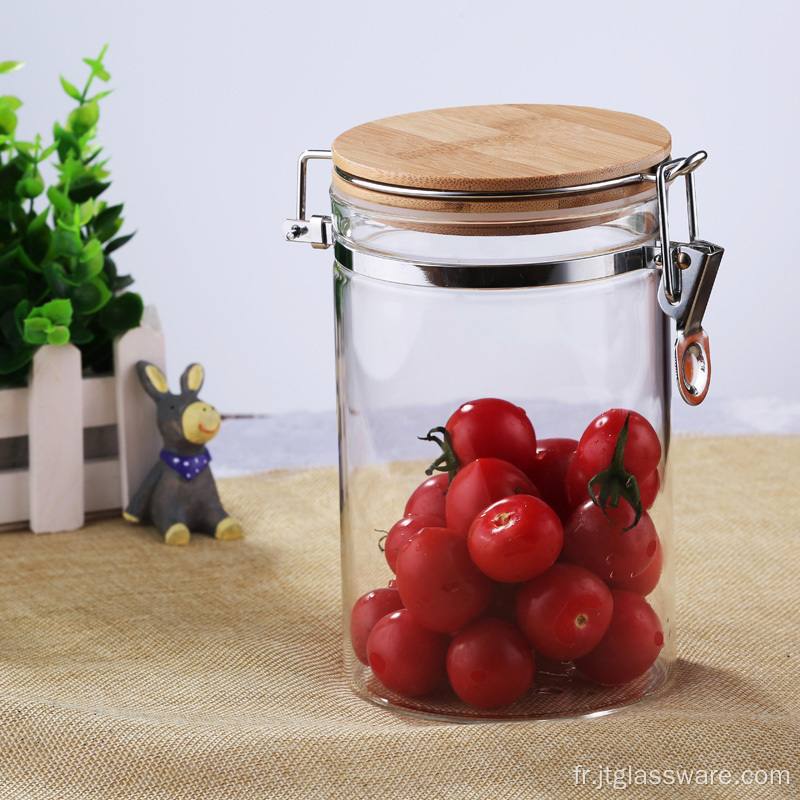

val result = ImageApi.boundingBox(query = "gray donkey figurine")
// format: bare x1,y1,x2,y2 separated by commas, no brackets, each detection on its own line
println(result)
122,361,243,546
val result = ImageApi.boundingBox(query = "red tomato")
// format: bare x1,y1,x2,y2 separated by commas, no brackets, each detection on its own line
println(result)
516,563,613,661
446,398,538,475
467,495,563,583
577,408,661,483
350,588,404,665
445,458,539,536
446,618,535,709
608,534,663,595
637,469,660,511
526,438,577,523
564,453,589,510
562,501,658,582
565,457,659,512
384,514,446,573
404,473,449,522
366,609,450,697
575,590,664,685
396,527,492,633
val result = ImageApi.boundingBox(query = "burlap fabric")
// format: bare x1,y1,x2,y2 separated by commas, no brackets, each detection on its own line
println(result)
0,436,797,799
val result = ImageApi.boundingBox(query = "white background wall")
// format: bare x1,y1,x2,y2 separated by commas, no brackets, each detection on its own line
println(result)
5,0,800,432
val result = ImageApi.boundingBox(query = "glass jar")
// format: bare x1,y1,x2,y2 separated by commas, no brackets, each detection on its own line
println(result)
284,105,723,721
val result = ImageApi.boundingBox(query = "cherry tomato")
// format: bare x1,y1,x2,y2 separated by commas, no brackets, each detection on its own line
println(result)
396,527,492,633
467,495,563,583
404,473,449,522
366,609,450,697
575,590,664,685
446,398,538,475
577,408,661,483
564,453,589,510
526,438,577,523
384,514,446,573
637,469,660,511
562,500,658,582
350,588,404,665
516,563,613,661
446,618,535,709
565,457,659,512
445,458,539,536
608,534,663,595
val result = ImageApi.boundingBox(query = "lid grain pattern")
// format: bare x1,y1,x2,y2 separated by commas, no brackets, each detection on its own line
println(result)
332,104,672,192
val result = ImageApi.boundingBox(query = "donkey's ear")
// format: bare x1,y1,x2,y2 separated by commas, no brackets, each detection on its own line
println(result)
136,361,170,401
180,363,204,395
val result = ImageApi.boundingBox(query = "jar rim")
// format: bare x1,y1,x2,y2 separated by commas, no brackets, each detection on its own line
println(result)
331,189,660,288
330,181,659,238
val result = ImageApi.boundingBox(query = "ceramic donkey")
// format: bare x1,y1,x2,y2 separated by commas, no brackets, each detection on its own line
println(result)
123,361,243,546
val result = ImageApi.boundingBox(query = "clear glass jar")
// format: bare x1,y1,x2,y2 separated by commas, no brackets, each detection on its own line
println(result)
333,186,676,721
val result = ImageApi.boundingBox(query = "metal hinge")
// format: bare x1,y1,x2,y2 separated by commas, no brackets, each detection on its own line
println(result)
648,152,724,406
282,150,333,249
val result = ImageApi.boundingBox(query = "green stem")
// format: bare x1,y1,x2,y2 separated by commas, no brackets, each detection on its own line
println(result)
79,72,93,105
79,44,108,103
418,426,459,484
587,413,643,531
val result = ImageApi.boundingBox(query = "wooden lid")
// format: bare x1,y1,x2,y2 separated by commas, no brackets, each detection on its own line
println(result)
331,104,671,204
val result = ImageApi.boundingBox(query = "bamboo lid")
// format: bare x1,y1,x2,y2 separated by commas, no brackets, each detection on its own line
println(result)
331,104,671,216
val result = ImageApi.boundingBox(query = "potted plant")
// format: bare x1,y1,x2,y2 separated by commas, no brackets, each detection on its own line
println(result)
0,47,165,533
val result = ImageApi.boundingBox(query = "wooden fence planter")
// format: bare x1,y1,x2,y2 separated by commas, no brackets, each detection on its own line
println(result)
0,306,166,533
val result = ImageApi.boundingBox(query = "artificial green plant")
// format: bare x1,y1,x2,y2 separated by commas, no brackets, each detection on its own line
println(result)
0,46,143,387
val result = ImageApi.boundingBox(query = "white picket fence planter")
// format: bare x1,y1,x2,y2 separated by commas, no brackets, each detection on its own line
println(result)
0,305,165,533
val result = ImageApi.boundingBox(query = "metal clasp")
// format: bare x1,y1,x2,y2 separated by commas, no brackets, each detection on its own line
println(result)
652,152,724,406
283,150,334,249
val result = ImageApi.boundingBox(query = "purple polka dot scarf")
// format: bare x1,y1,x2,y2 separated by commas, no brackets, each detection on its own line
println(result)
160,448,211,481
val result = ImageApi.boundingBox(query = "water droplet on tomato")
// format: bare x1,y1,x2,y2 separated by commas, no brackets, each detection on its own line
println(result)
654,631,664,647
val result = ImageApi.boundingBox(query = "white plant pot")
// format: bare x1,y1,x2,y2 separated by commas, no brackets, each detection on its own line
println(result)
0,305,166,533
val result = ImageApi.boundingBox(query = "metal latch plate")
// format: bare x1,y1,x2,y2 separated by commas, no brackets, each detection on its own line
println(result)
283,215,333,249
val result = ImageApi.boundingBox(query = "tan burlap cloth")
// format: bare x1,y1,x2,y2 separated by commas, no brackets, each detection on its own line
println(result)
0,436,798,799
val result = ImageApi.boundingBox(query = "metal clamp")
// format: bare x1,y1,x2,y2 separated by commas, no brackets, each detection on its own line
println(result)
653,152,723,406
283,150,333,249
283,145,723,406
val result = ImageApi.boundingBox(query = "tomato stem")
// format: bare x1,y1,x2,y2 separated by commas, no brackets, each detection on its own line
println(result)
374,528,388,552
587,413,643,531
418,426,459,483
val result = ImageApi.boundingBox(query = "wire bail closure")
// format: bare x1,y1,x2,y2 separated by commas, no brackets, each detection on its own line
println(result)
282,150,334,250
283,148,723,406
653,152,724,406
